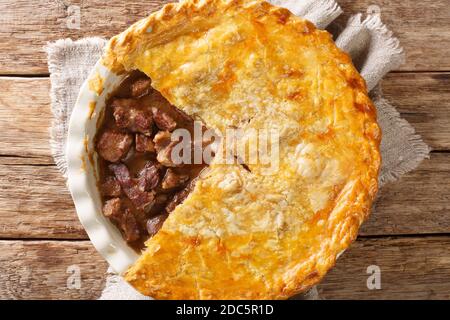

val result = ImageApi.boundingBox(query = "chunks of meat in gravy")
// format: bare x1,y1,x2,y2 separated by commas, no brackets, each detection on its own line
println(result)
130,78,151,98
112,99,153,135
153,131,181,167
103,198,140,242
95,72,208,251
152,107,177,131
162,169,189,190
97,131,133,163
135,134,155,153
101,176,121,197
147,213,169,238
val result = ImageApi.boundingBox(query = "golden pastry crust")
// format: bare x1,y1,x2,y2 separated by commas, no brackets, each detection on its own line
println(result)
102,0,381,299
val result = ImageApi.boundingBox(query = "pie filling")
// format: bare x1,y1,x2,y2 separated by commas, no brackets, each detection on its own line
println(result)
95,71,212,251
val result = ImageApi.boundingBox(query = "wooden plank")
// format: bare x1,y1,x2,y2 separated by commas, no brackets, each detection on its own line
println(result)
0,153,448,239
0,0,165,75
0,73,448,166
331,0,450,72
319,236,450,299
0,240,107,299
0,78,53,163
1,237,449,299
0,0,449,74
381,72,450,150
0,159,86,239
361,153,450,236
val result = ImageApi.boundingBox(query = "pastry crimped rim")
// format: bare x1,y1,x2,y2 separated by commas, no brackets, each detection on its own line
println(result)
101,0,381,299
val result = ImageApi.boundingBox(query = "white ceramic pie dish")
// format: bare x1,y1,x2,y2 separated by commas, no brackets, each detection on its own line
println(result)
66,60,140,274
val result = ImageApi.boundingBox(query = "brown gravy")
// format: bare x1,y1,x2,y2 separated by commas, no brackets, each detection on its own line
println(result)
95,71,209,251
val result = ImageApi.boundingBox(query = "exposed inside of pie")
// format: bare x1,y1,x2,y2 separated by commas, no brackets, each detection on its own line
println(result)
95,71,213,251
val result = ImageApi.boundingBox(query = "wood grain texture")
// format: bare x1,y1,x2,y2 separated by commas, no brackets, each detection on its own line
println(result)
331,0,450,71
0,0,449,74
0,153,448,239
361,153,450,236
2,237,449,299
319,236,450,299
0,78,53,163
0,0,165,74
381,72,450,150
0,240,107,299
0,159,86,239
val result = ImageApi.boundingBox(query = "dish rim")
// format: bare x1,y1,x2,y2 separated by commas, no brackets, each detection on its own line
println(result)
66,59,140,274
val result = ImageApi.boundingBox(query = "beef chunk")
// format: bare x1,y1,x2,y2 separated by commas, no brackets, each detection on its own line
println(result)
101,176,121,197
127,189,155,212
102,198,140,242
97,130,133,162
135,134,155,153
165,184,192,213
162,169,189,190
153,131,181,167
109,163,156,211
130,78,151,97
112,99,153,135
153,131,172,152
121,208,141,242
137,161,160,191
157,141,180,167
152,107,177,131
102,198,122,218
146,213,169,237
109,163,132,187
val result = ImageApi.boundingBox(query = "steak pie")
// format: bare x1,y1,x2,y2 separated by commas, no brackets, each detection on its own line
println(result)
95,0,381,299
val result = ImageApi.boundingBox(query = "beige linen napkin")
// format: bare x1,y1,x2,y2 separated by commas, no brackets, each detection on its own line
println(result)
46,0,429,300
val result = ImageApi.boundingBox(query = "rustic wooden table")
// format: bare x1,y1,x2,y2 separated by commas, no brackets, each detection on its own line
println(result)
0,0,449,300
